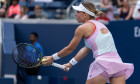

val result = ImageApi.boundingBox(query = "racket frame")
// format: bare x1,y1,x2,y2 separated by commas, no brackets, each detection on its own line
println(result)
12,43,69,70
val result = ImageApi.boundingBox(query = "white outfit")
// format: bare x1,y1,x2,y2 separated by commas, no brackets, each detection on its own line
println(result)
15,15,28,20
132,1,140,19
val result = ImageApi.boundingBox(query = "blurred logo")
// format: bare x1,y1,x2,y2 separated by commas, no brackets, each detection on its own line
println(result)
134,26,140,38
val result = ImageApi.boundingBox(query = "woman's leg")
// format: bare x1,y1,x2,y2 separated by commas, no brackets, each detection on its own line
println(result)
110,70,126,84
110,75,125,84
86,75,106,84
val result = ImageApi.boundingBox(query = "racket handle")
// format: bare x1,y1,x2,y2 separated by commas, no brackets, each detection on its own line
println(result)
51,62,69,71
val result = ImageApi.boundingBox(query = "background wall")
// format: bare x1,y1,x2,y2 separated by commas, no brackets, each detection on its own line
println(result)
14,23,93,84
1,20,140,84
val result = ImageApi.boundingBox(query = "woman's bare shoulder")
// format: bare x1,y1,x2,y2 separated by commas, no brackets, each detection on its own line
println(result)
79,22,94,28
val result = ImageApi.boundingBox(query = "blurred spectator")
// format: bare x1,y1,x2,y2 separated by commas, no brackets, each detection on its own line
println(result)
0,0,7,17
117,0,123,7
28,0,34,3
111,0,117,6
20,0,26,1
55,9,66,19
96,8,110,24
34,0,53,3
14,6,28,20
29,5,47,19
0,0,5,8
118,0,134,20
132,1,140,20
29,32,44,54
68,9,76,19
0,7,6,18
111,0,122,7
112,11,123,21
19,0,27,6
2,0,7,8
26,32,44,75
6,0,11,7
101,0,114,20
7,0,20,18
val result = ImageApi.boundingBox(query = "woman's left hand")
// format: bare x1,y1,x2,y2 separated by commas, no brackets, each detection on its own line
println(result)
62,63,72,72
42,56,54,66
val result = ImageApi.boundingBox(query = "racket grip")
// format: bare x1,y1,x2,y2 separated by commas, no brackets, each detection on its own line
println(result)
52,62,69,71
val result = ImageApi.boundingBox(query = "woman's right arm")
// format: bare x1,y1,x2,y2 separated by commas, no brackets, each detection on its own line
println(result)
63,46,91,71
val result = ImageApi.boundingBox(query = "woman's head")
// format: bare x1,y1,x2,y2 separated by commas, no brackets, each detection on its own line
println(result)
34,5,42,15
102,0,109,5
73,2,103,23
12,0,19,6
123,0,129,7
20,6,27,14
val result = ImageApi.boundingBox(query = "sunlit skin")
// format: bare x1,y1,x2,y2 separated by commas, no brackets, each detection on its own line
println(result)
75,11,88,23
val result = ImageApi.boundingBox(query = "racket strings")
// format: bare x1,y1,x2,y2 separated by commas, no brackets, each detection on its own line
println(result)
17,45,29,67
18,45,29,65
17,45,26,62
13,44,42,68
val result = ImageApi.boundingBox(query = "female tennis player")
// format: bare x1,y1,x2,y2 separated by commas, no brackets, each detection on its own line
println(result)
42,2,134,84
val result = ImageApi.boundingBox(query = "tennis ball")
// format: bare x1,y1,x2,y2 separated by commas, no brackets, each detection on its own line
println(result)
42,58,47,63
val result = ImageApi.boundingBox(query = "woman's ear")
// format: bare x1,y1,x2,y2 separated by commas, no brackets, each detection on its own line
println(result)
84,13,88,18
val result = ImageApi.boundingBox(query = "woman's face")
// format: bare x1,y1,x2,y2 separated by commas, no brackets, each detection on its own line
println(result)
34,5,41,14
20,7,25,14
103,0,109,5
12,0,18,6
123,0,129,6
75,11,86,23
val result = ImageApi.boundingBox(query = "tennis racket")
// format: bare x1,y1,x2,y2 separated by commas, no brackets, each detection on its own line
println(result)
12,43,68,70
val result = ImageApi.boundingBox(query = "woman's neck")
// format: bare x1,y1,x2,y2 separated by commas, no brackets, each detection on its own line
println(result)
84,18,94,23
124,5,129,8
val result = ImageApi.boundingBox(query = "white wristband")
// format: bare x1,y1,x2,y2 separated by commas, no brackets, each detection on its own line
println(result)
52,53,60,60
69,58,78,66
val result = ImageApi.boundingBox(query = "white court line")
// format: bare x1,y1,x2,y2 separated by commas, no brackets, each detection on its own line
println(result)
4,74,16,84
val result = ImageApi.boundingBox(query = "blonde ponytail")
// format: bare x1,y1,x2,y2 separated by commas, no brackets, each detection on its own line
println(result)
95,9,103,16
82,2,103,17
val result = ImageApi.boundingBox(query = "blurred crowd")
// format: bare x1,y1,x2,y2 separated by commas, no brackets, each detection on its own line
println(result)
95,0,135,24
0,0,68,19
0,0,140,22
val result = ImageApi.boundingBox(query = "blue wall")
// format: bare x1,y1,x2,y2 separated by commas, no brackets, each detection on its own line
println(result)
2,20,140,84
14,23,93,84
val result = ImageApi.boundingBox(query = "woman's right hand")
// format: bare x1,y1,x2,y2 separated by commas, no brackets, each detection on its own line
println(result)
63,63,72,72
42,56,54,66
